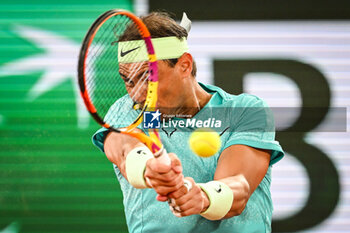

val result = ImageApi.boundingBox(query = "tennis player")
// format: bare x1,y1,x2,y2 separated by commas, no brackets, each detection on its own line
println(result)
92,12,284,233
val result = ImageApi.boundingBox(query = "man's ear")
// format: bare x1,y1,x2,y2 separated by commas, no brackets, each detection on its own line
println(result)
177,53,193,77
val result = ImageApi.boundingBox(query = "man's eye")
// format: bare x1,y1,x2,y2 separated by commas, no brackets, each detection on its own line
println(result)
125,79,134,86
120,74,134,86
138,70,149,81
121,78,132,86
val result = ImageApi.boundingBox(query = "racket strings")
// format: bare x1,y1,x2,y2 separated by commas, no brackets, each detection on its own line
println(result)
123,62,143,85
84,15,126,122
86,16,121,75
128,68,149,103
84,14,148,127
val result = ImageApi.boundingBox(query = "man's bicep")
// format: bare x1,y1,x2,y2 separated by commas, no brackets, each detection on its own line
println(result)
214,145,270,195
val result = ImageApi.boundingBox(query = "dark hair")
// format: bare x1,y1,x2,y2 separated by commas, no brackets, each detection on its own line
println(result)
119,12,197,77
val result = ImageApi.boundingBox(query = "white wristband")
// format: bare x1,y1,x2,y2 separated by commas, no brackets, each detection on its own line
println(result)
198,181,234,220
125,146,154,189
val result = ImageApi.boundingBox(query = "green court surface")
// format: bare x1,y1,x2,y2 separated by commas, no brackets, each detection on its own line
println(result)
0,1,133,232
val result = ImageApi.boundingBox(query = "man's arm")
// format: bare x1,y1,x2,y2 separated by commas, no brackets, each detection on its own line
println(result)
214,144,270,217
168,144,270,218
104,131,184,195
104,131,145,179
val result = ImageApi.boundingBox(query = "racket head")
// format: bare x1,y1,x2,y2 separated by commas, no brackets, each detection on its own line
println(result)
78,9,162,152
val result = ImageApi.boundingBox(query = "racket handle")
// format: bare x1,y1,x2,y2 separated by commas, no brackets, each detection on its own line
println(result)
155,148,171,166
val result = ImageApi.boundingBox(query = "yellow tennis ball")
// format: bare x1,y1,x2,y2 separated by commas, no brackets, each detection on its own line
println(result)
189,128,221,157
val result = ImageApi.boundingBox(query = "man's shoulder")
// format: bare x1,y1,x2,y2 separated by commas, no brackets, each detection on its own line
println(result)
229,93,268,108
200,82,268,108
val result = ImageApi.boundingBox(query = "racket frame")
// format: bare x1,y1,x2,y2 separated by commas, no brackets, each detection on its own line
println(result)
78,9,163,155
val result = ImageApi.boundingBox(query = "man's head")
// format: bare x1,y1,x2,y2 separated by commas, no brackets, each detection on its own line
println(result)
118,12,199,110
118,12,197,77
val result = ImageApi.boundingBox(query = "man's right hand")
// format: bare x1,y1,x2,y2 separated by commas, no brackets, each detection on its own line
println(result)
144,153,184,200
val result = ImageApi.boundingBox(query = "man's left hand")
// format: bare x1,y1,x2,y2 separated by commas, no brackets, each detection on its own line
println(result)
167,177,210,217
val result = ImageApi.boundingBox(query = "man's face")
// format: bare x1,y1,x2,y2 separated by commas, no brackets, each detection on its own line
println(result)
156,61,183,109
119,60,181,109
119,62,149,105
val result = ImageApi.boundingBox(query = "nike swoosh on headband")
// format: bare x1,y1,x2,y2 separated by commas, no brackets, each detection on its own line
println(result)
120,46,140,57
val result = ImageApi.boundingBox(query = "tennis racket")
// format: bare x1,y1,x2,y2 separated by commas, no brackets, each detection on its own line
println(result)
77,9,170,165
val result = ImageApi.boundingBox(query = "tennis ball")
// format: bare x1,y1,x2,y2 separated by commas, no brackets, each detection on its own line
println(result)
189,128,221,157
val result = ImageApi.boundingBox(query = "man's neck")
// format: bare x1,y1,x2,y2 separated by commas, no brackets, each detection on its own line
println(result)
173,80,212,118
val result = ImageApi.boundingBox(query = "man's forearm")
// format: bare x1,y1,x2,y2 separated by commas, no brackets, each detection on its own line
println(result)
104,132,145,179
197,174,250,220
216,174,250,218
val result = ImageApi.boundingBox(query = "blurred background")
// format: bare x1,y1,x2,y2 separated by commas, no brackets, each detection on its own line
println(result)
0,0,349,232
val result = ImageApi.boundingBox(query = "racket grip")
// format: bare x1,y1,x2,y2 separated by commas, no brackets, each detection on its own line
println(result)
155,148,171,166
